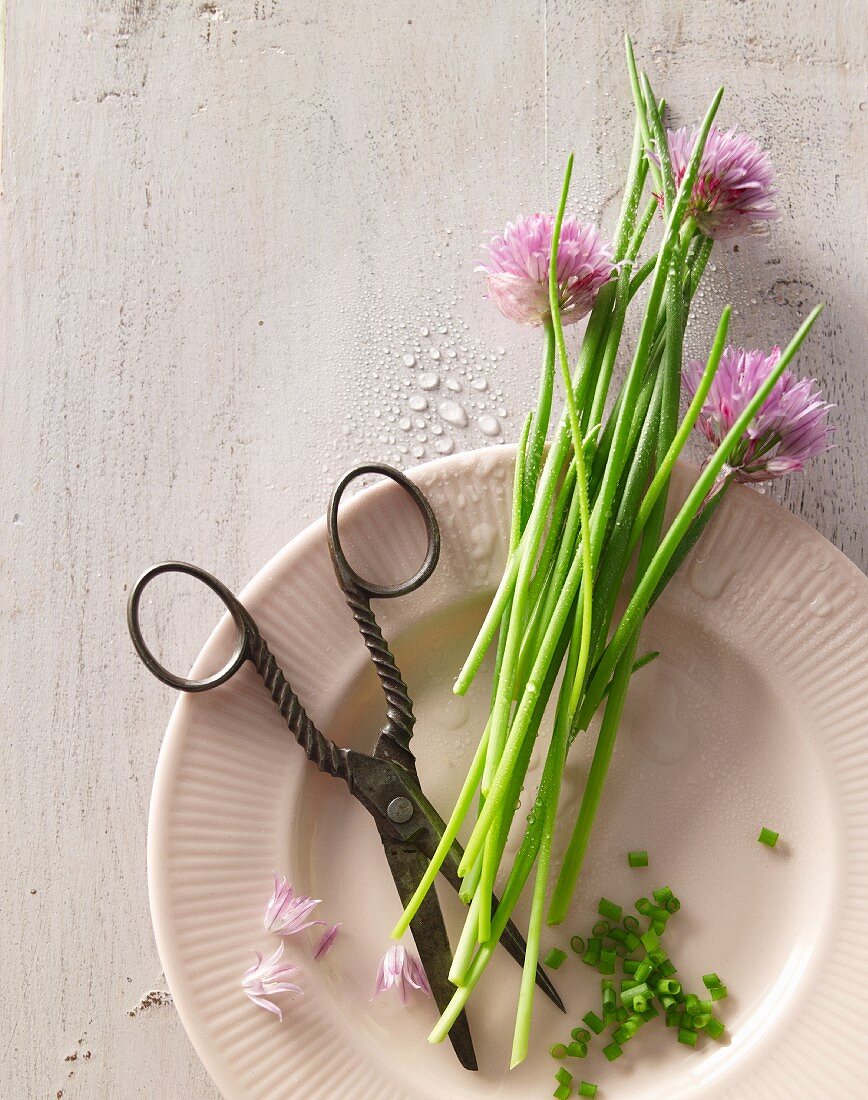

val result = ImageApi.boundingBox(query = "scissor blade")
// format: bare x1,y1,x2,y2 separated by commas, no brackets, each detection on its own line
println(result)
379,835,478,1072
435,846,566,1014
402,788,565,1012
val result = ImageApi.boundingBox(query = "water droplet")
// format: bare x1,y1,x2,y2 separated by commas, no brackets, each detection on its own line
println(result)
809,592,833,617
420,327,429,337
478,414,500,437
497,407,507,417
431,423,443,436
419,373,439,390
445,378,462,392
413,417,426,429
403,353,416,367
429,348,441,361
442,695,469,730
471,377,487,391
415,432,427,443
398,418,411,431
439,400,468,428
435,436,454,455
412,445,424,458
408,394,428,412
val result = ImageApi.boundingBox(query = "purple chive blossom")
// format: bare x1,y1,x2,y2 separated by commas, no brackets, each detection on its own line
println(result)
478,213,614,327
683,345,834,483
663,125,779,239
372,944,431,1004
312,923,341,961
264,873,322,936
241,942,303,1022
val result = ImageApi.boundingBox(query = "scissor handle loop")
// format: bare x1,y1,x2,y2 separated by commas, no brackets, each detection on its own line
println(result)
327,464,440,601
127,561,250,692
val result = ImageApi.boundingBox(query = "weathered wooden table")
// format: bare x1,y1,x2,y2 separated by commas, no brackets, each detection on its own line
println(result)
1,2,864,1096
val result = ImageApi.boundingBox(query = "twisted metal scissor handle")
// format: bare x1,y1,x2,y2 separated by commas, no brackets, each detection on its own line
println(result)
127,561,352,782
326,464,440,773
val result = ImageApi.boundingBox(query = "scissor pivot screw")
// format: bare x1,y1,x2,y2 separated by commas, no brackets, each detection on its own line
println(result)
387,796,414,824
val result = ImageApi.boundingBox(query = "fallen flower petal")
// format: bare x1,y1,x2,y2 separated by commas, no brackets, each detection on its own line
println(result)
372,943,431,1004
264,872,322,936
313,923,341,961
241,941,303,1022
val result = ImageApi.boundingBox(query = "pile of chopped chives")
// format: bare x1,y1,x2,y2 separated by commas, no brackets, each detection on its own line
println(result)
548,886,728,1095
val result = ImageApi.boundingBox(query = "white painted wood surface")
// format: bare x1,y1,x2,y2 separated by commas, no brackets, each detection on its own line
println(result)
0,3,864,1097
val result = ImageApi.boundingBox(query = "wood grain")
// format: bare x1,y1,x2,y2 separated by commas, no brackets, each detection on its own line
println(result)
0,2,863,1097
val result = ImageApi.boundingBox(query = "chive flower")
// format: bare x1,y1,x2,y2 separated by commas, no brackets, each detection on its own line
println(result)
683,345,833,482
264,873,322,936
373,944,431,1004
241,942,303,1022
663,125,779,239
479,213,614,327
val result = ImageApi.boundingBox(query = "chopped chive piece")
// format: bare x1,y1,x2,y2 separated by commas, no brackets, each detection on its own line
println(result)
651,918,666,935
583,1011,606,1035
623,931,641,952
567,1041,587,1058
545,947,569,969
623,959,640,975
608,926,628,944
620,981,650,1006
623,915,641,933
635,897,653,915
578,1085,598,1098
556,1068,573,1086
641,1004,659,1022
648,946,667,965
634,960,653,982
628,850,649,868
657,979,681,995
620,978,639,992
582,937,601,966
666,896,681,913
603,1041,623,1062
570,935,586,955
640,928,659,951
592,920,610,937
602,985,616,1013
554,1086,572,1100
693,1013,712,1028
704,1017,726,1041
633,995,648,1013
616,1007,628,1023
598,897,622,922
570,1027,591,1043
658,959,677,978
678,1027,698,1047
758,827,779,847
612,1026,631,1044
666,1008,680,1028
711,985,728,1001
685,994,701,1016
550,1042,568,1059
599,948,616,975
653,886,673,906
702,973,722,989
699,999,714,1014
660,995,677,1010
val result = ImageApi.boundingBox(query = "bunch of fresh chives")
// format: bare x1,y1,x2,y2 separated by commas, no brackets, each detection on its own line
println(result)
391,37,821,1067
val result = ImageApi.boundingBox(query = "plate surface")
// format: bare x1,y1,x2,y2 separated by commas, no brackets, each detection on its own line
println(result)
148,447,868,1100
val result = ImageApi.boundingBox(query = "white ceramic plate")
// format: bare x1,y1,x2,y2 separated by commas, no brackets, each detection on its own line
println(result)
148,447,868,1100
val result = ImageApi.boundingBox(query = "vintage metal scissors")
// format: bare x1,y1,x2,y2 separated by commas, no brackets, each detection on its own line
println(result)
128,462,563,1071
